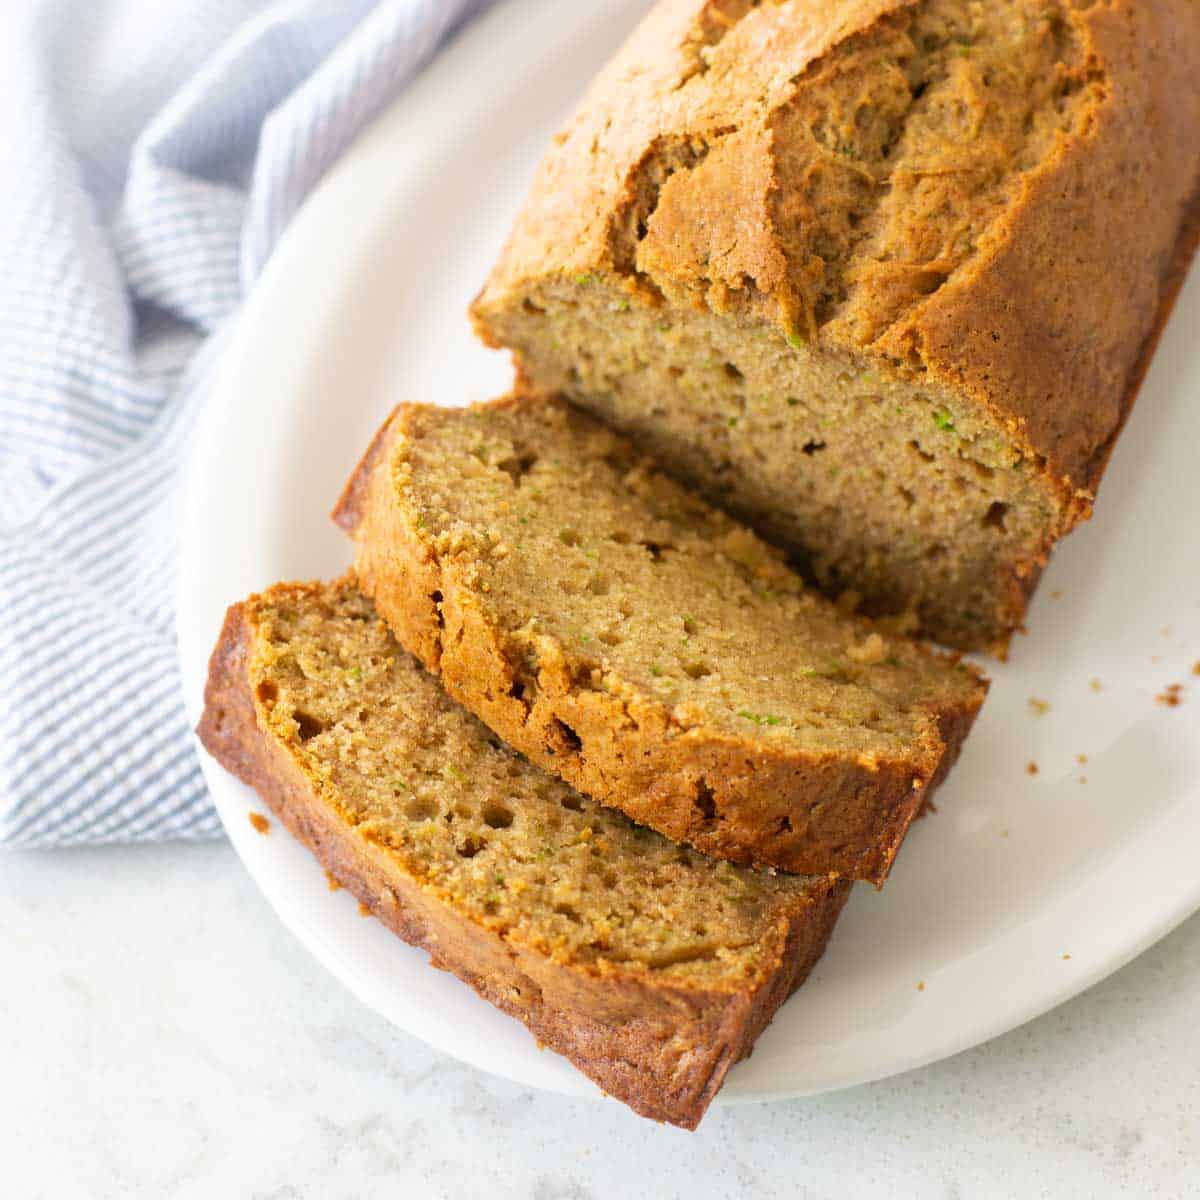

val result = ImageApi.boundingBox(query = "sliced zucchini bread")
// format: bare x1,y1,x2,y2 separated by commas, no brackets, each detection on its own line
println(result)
334,395,986,884
196,576,850,1129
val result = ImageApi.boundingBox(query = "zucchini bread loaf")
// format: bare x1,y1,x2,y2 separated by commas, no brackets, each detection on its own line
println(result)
197,577,850,1129
334,395,986,884
472,0,1200,652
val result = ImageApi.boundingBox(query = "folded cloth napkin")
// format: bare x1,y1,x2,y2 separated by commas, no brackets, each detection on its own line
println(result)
0,0,493,848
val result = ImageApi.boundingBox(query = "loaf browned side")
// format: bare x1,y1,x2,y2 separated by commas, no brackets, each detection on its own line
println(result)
333,398,986,884
472,0,1200,651
197,593,851,1129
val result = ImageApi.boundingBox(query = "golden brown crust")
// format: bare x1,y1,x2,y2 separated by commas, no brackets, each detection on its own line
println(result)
894,3,1199,508
339,402,986,885
1078,177,1200,501
970,168,1200,654
473,0,919,305
197,595,851,1129
334,419,445,669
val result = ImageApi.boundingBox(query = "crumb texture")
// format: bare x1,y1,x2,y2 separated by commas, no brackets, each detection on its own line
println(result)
390,398,976,754
242,578,828,978
344,396,985,881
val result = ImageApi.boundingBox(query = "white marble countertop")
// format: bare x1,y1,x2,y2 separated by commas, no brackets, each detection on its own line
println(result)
3,839,1198,1199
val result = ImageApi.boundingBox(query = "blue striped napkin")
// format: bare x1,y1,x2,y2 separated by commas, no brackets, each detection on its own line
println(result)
0,0,493,848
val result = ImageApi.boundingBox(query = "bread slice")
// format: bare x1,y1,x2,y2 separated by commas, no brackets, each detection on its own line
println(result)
196,576,850,1129
334,395,986,884
471,0,1200,653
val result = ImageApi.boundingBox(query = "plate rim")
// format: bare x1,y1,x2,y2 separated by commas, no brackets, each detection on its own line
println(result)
177,0,1200,1108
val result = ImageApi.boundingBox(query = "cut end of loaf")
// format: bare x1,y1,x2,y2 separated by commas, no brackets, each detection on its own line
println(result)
476,287,1060,652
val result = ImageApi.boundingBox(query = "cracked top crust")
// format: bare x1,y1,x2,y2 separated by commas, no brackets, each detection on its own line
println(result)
475,0,1200,501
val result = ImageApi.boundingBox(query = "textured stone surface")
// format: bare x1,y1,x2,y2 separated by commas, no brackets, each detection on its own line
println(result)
2,840,1198,1198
